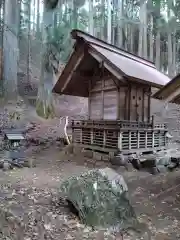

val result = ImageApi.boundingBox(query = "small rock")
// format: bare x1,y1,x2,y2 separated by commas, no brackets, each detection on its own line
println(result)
3,161,11,171
23,158,36,168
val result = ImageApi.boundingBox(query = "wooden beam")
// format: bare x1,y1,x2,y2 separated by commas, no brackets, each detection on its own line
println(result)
90,86,117,93
88,49,126,84
165,86,180,103
61,53,84,92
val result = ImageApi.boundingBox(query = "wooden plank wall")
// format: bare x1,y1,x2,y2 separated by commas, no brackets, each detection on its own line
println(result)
103,89,117,119
118,87,126,120
89,77,118,120
89,76,151,121
90,92,102,119
127,85,151,122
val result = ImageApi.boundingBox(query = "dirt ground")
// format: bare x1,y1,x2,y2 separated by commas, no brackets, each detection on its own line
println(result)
0,146,180,240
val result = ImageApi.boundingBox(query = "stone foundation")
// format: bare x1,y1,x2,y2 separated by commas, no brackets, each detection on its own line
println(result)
62,144,114,165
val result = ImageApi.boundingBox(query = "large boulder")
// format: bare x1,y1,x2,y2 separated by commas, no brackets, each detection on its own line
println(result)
60,168,137,231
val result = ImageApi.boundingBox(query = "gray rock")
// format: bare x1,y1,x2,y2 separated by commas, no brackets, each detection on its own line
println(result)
110,153,128,169
60,168,137,232
156,165,168,173
155,151,171,166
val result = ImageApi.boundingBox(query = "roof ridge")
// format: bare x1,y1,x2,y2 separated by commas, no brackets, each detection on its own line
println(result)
71,29,155,67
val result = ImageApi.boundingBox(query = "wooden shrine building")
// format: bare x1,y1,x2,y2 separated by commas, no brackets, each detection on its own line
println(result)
53,29,170,154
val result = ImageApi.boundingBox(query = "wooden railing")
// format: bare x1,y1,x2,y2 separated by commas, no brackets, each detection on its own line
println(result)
71,118,168,152
71,119,167,130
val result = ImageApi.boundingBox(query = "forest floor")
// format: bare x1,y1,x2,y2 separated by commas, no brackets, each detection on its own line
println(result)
0,99,180,239
0,146,180,240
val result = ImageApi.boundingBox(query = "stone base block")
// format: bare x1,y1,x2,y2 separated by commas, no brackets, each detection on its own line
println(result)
93,152,102,161
101,154,109,161
82,149,93,158
73,145,83,155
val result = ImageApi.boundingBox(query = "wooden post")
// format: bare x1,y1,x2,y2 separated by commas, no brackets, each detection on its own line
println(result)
88,79,91,120
71,120,74,143
80,129,82,144
152,131,154,148
129,131,131,150
101,75,105,120
142,88,145,121
128,86,131,120
145,131,147,148
103,129,106,147
90,126,93,145
137,130,140,149
118,131,122,150
148,87,151,122
152,115,155,127
117,87,120,119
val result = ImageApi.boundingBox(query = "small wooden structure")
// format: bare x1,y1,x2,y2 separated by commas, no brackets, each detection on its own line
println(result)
53,30,170,154
3,130,25,148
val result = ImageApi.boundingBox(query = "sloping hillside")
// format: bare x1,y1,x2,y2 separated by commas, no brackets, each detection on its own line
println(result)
152,97,180,141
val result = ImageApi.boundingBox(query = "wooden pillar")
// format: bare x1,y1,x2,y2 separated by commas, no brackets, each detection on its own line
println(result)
142,88,145,121
80,129,82,144
152,115,155,128
148,87,151,122
71,120,74,143
137,130,140,149
127,86,131,120
152,131,154,148
145,131,147,148
135,86,138,121
101,77,105,120
117,87,120,119
118,131,122,150
103,130,106,147
88,79,91,120
129,131,131,150
90,128,93,145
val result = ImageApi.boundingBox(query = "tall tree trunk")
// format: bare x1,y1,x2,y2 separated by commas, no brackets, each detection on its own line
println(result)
130,24,134,52
143,2,147,59
3,0,19,99
155,3,161,70
168,31,173,77
36,0,40,35
155,30,160,70
173,33,176,76
138,1,144,57
36,6,55,119
89,0,94,35
72,0,78,29
167,9,173,77
116,0,123,48
107,0,112,43
100,0,105,40
149,14,154,62
33,0,36,32
27,0,31,84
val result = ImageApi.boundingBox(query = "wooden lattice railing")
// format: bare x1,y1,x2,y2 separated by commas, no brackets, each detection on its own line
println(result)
71,119,167,130
71,119,168,152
